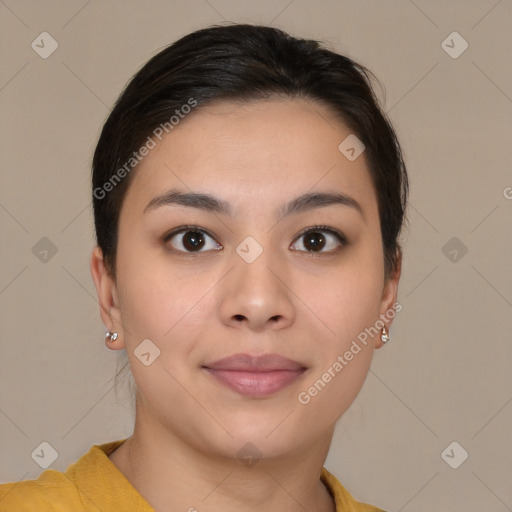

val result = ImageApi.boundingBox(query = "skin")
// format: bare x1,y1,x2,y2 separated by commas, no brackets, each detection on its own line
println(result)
90,97,401,512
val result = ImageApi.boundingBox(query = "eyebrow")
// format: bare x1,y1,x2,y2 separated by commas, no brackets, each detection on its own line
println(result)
143,188,365,221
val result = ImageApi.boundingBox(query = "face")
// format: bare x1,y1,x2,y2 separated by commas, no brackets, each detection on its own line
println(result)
91,98,400,461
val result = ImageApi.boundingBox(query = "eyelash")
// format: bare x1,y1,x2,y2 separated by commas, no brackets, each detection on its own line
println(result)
162,224,348,257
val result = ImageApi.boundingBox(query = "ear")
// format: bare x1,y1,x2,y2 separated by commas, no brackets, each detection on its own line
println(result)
375,248,402,349
90,246,126,350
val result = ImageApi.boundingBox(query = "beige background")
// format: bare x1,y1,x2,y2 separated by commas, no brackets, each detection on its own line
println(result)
1,1,511,510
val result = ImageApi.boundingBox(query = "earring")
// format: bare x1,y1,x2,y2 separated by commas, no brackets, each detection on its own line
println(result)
105,331,118,342
381,326,390,344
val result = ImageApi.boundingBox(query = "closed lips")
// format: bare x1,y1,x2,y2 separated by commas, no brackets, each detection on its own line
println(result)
202,353,307,398
202,353,307,372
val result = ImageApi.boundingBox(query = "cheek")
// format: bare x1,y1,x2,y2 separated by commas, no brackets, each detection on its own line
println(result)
295,270,380,426
115,233,189,337
116,262,205,414
325,273,382,342
295,244,384,422
303,251,384,349
115,247,217,375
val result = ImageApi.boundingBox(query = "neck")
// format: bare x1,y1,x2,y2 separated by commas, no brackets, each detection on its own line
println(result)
108,402,337,512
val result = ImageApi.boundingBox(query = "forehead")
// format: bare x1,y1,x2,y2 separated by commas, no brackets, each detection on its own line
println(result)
121,98,378,221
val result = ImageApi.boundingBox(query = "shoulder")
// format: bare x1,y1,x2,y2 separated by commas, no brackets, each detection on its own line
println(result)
0,469,82,510
321,467,387,512
0,438,129,512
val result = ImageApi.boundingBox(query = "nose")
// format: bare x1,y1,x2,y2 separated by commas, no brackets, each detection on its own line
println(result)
218,251,296,333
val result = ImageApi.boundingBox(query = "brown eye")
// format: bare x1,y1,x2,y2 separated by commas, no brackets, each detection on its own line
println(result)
164,227,221,254
303,231,326,251
290,226,347,254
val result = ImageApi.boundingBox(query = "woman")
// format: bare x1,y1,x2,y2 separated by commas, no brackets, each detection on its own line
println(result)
0,23,407,511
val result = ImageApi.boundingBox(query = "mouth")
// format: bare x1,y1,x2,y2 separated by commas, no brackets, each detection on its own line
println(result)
202,353,308,398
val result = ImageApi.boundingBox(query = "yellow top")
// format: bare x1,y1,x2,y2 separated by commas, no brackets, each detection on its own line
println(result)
0,438,386,511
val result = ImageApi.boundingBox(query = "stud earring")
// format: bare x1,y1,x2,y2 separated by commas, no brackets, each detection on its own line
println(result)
381,326,390,344
105,331,118,342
